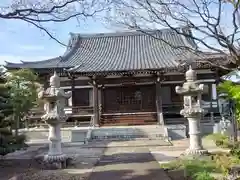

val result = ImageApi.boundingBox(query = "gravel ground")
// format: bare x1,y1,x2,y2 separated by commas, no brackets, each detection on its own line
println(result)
0,145,105,180
0,159,94,180
0,139,178,180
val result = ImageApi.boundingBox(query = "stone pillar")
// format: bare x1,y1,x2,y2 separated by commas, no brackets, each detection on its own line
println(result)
68,96,72,107
48,124,62,156
155,75,164,125
176,66,208,155
211,84,217,100
187,116,204,154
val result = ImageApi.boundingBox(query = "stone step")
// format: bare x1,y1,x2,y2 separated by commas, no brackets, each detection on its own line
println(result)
91,135,166,141
88,125,167,141
91,129,165,136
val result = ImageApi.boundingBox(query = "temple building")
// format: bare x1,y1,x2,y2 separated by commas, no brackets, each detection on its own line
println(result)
5,28,228,127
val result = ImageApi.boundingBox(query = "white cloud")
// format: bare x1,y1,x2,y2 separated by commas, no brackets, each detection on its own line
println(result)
19,45,45,51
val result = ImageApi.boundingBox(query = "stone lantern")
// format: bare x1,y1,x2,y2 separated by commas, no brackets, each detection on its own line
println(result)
175,66,208,155
218,93,232,135
38,71,72,168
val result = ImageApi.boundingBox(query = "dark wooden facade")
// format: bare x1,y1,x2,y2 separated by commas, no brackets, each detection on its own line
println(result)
48,68,221,126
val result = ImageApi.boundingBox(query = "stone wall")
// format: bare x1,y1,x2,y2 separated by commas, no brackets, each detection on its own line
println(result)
18,128,88,144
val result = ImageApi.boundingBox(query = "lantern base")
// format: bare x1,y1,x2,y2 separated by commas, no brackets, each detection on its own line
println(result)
184,148,208,156
43,154,67,169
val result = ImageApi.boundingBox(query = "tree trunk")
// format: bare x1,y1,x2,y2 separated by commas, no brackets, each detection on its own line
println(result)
14,114,19,137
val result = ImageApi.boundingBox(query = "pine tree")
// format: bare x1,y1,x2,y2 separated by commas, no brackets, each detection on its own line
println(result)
0,72,26,156
0,77,13,127
0,72,14,155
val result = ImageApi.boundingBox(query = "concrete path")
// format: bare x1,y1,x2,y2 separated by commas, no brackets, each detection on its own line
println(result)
88,147,171,180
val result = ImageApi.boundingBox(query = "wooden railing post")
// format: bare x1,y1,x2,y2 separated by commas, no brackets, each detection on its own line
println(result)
92,78,100,127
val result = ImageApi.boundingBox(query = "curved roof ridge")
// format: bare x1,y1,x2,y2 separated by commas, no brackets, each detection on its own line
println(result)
5,61,23,65
179,27,198,50
64,32,81,54
61,34,82,61
69,27,185,39
20,57,61,64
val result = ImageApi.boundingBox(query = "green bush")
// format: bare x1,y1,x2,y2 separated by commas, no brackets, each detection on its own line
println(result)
184,159,218,177
161,158,219,179
13,134,26,145
230,143,240,158
208,133,240,161
206,133,232,148
193,171,215,180
161,151,240,179
0,128,12,136
0,146,15,156
0,129,27,156
213,153,232,175
160,159,186,170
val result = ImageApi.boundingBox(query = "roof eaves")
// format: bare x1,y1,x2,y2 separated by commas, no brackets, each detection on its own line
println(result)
67,66,184,77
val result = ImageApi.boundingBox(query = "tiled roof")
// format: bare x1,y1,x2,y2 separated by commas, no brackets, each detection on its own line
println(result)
5,28,227,75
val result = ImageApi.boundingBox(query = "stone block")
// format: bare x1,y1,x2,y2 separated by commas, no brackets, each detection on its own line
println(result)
229,165,240,178
71,129,87,142
213,123,221,134
200,123,214,135
166,125,187,140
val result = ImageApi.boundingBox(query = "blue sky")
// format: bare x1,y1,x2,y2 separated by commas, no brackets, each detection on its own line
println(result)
0,17,114,65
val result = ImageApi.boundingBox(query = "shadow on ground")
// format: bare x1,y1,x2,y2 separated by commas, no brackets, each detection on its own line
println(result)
87,148,171,180
87,169,169,180
1,149,172,180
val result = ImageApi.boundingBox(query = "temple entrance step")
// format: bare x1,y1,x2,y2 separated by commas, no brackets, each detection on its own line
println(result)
164,118,186,125
164,116,221,125
101,113,157,126
88,125,168,142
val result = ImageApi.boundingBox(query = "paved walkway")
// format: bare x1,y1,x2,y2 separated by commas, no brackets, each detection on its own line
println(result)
2,138,228,180
88,147,171,180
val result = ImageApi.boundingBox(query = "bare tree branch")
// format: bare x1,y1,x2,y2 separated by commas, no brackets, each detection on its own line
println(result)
0,0,112,46
107,0,240,69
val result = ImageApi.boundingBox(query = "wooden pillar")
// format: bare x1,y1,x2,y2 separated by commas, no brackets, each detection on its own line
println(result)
155,73,164,125
92,79,99,127
43,74,49,90
98,85,103,123
71,76,76,106
215,68,220,112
